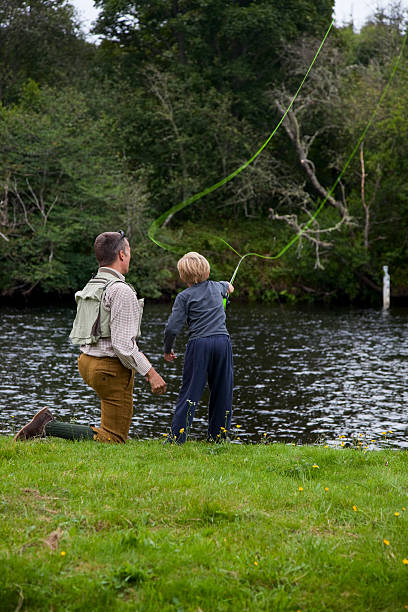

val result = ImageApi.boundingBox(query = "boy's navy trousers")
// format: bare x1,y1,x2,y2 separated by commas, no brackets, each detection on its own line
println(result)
171,334,233,443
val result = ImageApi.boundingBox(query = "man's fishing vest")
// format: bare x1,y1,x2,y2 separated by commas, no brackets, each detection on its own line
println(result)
69,270,144,346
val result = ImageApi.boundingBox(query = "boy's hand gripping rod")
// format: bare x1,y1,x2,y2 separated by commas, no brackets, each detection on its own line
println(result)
223,253,248,310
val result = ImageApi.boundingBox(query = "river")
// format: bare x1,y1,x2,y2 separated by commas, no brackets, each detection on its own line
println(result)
1,303,407,447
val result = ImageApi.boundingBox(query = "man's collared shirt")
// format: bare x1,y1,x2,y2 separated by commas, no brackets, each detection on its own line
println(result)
81,267,151,376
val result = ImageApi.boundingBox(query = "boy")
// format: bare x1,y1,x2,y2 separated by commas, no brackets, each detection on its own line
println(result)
163,252,234,443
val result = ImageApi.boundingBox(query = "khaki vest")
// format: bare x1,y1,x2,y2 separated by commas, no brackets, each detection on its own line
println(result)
69,270,144,346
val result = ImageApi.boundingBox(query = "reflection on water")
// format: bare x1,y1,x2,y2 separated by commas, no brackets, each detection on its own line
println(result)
1,303,407,446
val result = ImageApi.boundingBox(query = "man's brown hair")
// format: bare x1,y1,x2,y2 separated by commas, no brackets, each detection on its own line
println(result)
94,231,128,266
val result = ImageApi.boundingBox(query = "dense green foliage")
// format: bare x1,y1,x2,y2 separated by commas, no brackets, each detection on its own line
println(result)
1,438,408,610
0,1,407,303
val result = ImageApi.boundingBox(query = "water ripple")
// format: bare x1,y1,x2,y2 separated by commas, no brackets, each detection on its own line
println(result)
1,304,407,446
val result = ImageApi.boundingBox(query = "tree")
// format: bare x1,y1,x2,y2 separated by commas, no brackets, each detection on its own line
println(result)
265,8,408,301
94,0,334,107
0,0,92,103
0,81,150,296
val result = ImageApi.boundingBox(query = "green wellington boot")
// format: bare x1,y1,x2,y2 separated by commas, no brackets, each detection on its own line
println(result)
45,421,96,441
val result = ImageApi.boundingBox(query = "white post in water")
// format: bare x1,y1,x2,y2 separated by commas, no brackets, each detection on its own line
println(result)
383,265,390,310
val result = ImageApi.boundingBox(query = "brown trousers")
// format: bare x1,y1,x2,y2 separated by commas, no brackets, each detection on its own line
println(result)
78,353,135,443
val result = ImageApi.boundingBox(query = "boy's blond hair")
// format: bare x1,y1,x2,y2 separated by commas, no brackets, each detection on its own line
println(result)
177,252,210,285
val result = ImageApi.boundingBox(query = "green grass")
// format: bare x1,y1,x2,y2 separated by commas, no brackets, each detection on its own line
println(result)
1,438,408,611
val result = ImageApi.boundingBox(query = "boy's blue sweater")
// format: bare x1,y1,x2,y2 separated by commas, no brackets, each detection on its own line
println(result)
163,280,230,353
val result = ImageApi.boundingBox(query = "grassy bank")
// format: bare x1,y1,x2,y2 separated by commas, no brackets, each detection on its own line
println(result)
1,438,407,611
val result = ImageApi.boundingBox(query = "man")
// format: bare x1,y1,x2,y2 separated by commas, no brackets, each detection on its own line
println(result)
15,231,166,443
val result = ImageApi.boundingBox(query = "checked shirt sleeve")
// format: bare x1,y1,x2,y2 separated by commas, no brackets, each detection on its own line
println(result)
105,283,151,376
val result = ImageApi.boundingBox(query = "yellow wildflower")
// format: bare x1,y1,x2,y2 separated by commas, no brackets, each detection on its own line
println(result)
61,551,66,557
254,561,258,566
298,487,304,492
353,505,357,512
395,512,400,517
235,425,241,428
383,539,390,546
312,464,319,469
324,487,329,492
403,559,408,565
179,428,185,434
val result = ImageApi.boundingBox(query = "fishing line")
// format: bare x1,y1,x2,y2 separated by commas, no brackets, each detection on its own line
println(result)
148,19,406,293
148,19,335,252
223,29,407,285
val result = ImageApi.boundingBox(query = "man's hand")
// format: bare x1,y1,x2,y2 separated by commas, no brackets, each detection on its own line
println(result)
145,367,167,395
164,350,177,362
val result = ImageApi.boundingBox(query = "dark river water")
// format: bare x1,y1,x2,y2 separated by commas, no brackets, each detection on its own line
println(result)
1,303,408,447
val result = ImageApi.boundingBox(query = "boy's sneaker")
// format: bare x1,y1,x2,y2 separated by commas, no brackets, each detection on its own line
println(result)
14,408,54,441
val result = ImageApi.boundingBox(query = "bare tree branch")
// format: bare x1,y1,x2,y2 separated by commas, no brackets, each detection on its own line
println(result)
145,66,189,225
275,99,350,221
26,179,57,226
12,180,35,232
